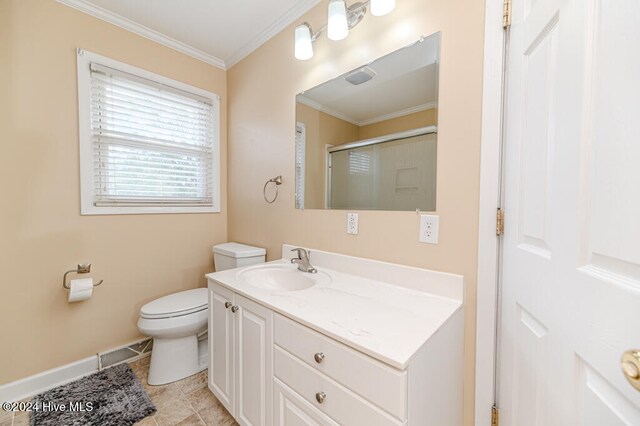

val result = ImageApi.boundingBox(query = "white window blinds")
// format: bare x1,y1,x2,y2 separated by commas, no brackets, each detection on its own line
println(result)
89,63,215,207
295,124,306,209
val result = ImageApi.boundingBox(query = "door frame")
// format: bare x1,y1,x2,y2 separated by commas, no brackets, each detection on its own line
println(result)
475,0,508,424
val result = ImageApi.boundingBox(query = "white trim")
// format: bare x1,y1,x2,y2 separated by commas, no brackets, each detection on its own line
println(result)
225,0,323,68
57,0,323,70
76,48,222,215
295,122,306,209
0,342,152,403
296,96,361,126
297,96,437,127
475,0,506,425
324,143,333,208
57,0,226,69
357,102,438,126
0,356,98,403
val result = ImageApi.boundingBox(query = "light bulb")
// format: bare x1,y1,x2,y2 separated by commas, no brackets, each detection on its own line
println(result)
294,23,313,60
370,0,395,16
327,0,348,41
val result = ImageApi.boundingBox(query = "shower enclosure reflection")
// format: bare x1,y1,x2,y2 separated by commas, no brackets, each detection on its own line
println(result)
294,33,440,211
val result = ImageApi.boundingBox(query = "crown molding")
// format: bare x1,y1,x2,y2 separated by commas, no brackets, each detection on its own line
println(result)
57,0,322,71
358,102,438,126
296,96,361,126
297,97,438,127
56,0,227,70
225,0,322,68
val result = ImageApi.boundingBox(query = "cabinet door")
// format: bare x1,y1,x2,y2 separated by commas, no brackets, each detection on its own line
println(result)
208,282,235,415
273,379,338,426
235,294,273,426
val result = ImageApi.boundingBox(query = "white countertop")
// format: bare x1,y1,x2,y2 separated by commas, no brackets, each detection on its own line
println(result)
206,246,463,370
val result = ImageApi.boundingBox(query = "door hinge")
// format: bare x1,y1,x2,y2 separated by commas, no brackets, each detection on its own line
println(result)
492,405,500,426
503,0,512,28
496,208,505,236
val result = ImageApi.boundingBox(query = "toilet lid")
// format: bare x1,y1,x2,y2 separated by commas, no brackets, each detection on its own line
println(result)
140,288,208,319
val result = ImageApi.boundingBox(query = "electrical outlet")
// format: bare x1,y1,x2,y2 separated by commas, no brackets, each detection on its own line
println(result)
347,212,359,235
419,214,439,244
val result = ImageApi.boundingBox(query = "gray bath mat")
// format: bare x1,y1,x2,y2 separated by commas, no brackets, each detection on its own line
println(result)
30,363,155,425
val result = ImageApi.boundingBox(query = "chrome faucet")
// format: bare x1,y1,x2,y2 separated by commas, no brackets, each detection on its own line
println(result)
290,248,317,273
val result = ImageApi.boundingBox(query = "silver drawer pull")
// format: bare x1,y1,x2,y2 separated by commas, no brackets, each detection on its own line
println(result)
314,352,325,364
225,302,232,309
231,306,239,313
315,392,326,404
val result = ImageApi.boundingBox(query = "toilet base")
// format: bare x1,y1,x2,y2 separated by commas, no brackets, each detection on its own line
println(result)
148,335,206,385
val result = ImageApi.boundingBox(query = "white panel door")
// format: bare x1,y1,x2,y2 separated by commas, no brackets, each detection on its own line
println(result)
499,0,640,424
235,294,273,426
209,283,235,415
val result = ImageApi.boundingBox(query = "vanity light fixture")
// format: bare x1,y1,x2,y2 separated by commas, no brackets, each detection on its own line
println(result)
327,0,349,41
295,23,314,60
370,0,396,16
294,0,395,60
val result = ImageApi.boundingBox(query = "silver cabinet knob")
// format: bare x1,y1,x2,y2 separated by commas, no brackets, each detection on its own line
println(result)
315,392,326,404
314,352,325,364
231,305,239,313
225,302,232,309
622,350,640,391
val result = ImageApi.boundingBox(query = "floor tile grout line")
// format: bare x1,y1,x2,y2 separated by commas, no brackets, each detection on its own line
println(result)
177,380,205,425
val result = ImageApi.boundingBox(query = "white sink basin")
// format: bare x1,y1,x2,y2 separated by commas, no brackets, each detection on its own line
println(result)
238,263,331,292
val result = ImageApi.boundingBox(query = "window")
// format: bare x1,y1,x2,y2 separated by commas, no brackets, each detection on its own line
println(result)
77,49,220,215
295,123,306,209
349,151,371,174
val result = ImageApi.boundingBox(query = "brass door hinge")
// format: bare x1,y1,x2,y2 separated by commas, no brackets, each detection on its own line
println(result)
496,208,505,236
503,0,512,28
492,405,500,426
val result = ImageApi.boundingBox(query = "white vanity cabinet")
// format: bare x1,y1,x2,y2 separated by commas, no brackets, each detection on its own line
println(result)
273,313,409,415
209,282,463,426
208,245,464,426
272,314,406,426
209,281,273,426
273,377,338,426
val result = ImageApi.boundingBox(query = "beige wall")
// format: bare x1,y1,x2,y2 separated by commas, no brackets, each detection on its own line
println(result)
296,102,359,209
0,0,227,383
228,1,484,424
358,108,438,140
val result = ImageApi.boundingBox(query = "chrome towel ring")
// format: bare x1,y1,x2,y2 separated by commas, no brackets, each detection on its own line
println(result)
263,175,283,203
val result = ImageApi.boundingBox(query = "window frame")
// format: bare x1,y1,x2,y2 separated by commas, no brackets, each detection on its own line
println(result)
76,48,221,215
294,122,306,209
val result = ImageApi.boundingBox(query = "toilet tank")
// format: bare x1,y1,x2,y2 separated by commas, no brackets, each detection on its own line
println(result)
212,242,266,271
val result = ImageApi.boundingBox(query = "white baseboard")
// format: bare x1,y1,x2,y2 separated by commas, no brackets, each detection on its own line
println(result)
0,356,99,403
0,339,153,403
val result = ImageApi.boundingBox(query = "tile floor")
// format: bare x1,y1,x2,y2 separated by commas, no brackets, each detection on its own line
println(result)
0,356,237,426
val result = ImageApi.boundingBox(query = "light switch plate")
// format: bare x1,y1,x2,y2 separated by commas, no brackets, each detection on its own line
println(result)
419,214,439,244
347,213,359,235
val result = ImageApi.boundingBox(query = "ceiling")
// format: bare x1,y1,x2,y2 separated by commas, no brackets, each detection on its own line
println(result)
57,0,322,69
297,34,440,126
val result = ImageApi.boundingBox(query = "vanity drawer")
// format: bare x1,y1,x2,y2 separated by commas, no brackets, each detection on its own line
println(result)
274,346,402,426
273,314,406,420
273,378,339,426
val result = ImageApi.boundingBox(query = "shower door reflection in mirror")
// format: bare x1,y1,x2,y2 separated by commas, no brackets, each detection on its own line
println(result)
295,33,440,211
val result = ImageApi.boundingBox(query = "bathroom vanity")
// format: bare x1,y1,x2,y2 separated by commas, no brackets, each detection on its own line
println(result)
206,245,464,426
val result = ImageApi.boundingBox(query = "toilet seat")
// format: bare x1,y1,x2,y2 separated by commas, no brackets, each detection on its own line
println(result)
140,288,207,319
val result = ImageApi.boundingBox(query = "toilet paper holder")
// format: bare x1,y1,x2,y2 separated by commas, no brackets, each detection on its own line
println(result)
63,264,104,289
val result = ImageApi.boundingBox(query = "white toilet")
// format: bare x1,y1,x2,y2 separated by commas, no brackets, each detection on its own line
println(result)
138,242,265,385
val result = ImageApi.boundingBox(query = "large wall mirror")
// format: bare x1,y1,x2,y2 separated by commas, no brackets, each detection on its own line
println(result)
295,32,440,211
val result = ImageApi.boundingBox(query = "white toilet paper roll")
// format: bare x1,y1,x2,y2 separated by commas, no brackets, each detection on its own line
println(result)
68,278,93,302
